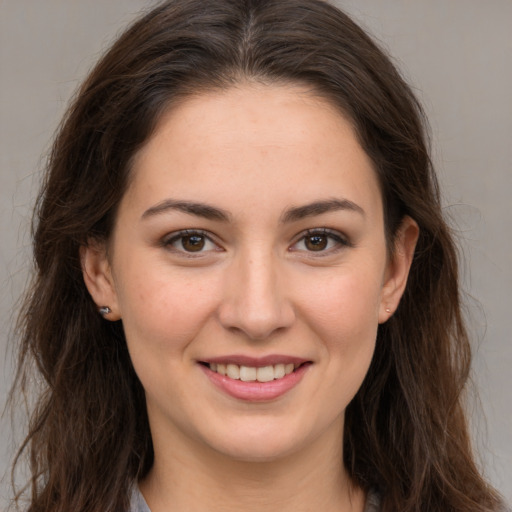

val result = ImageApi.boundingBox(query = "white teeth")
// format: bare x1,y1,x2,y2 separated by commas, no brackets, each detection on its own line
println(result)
226,364,240,379
256,366,275,382
274,364,285,379
240,366,257,382
208,362,301,382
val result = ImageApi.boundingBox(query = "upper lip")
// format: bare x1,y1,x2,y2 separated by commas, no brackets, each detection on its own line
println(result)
200,354,310,367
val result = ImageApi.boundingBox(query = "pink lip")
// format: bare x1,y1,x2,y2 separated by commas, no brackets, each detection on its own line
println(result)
199,360,311,402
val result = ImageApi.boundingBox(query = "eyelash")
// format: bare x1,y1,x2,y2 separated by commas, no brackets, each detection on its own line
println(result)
161,228,351,257
289,228,352,255
161,229,221,257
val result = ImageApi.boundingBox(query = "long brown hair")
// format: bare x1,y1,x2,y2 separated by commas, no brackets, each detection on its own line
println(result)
10,1,503,511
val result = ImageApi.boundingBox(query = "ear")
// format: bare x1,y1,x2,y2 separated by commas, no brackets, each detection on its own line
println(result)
378,216,419,323
80,241,121,321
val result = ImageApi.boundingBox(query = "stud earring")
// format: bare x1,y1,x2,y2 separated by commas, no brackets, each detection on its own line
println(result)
98,306,112,316
385,307,391,313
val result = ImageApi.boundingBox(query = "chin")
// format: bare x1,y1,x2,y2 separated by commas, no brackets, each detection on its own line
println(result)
199,417,330,464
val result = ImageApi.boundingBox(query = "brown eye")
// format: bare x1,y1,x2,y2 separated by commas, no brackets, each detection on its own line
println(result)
164,230,219,255
290,229,350,255
181,234,206,252
304,235,328,251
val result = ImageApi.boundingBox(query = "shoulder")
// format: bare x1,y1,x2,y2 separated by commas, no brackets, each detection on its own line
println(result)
128,485,151,512
363,489,381,512
361,491,511,512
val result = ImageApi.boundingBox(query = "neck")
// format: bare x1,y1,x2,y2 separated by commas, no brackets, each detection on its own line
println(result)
139,421,365,512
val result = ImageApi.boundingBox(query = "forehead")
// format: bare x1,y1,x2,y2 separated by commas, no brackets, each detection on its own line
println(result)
138,83,358,162
124,83,382,222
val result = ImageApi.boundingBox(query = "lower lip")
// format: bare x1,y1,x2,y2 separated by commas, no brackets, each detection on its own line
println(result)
200,363,310,402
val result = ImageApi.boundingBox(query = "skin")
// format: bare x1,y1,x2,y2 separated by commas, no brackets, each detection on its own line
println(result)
82,83,418,512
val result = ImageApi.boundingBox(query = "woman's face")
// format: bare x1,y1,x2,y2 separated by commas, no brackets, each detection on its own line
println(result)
83,84,417,463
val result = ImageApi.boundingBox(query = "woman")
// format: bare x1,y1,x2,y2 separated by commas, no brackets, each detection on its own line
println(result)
10,0,508,511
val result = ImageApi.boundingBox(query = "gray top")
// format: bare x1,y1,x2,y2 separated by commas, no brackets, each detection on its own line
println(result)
130,486,151,512
129,486,381,511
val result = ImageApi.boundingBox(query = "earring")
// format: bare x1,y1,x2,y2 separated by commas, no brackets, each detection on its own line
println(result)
98,306,112,316
385,307,391,313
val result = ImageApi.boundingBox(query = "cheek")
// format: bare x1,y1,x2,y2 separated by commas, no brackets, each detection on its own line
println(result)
115,265,224,406
115,262,221,353
298,268,383,342
295,267,382,394
307,276,380,400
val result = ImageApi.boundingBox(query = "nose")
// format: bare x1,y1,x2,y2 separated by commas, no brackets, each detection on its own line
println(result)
217,250,295,341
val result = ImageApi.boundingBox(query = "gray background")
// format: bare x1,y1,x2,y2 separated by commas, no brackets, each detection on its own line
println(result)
1,0,511,508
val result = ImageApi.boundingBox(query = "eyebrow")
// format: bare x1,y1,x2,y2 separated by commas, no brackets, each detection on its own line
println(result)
141,199,231,222
141,197,364,223
280,198,365,223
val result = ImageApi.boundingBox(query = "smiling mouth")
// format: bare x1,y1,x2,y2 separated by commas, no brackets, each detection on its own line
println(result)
201,362,308,383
